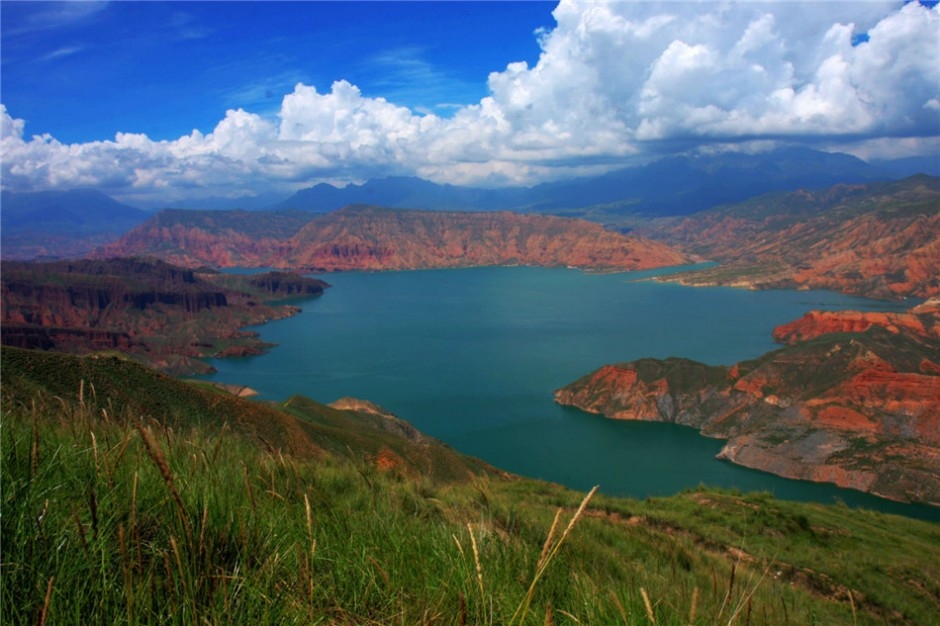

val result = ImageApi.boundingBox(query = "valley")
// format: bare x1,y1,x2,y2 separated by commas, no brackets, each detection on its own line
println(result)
2,172,938,507
4,1,939,621
2,165,938,626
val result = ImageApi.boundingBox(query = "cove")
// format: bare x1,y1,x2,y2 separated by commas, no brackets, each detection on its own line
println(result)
202,266,938,521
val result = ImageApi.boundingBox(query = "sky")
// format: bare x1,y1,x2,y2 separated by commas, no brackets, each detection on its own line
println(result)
1,1,938,208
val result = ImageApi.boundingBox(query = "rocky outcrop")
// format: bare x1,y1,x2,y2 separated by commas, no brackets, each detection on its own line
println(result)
328,398,425,443
1,258,329,374
644,175,940,299
99,209,309,268
281,206,690,271
101,205,691,272
555,306,940,505
772,298,940,344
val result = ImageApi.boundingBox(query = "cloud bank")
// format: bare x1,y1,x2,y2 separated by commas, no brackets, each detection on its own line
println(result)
2,1,938,206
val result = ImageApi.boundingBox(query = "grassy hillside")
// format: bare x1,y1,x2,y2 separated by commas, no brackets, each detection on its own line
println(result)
3,346,939,624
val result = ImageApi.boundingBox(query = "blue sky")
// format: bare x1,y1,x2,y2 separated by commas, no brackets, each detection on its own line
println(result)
1,2,555,142
2,1,938,208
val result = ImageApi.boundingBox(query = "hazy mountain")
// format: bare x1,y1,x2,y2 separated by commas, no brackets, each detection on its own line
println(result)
275,148,894,216
166,191,288,211
271,176,532,213
1,188,150,260
1,188,148,233
2,148,932,260
872,155,940,179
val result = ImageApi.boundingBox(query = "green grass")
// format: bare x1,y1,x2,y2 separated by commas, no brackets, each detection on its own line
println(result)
3,347,939,624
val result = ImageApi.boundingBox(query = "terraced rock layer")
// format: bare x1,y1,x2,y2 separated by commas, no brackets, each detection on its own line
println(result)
555,300,940,505
101,205,691,272
1,258,328,374
644,175,940,299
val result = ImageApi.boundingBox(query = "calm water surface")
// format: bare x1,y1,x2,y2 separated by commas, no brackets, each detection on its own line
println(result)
203,267,938,521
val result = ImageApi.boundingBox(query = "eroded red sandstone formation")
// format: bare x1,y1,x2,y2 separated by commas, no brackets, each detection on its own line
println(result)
643,176,940,300
772,298,940,344
0,258,328,374
101,205,691,272
555,302,940,505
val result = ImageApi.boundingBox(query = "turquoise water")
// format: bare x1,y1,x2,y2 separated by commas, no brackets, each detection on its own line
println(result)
203,266,938,521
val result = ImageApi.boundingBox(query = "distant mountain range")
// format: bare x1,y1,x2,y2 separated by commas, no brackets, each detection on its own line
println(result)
2,148,937,260
1,188,150,259
273,148,938,216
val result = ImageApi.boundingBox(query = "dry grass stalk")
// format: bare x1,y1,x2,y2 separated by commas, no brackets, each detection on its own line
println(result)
304,493,314,544
130,470,139,537
725,563,772,626
112,430,133,470
198,503,209,560
510,485,598,626
38,575,55,626
689,585,699,625
35,499,49,541
90,430,100,477
467,523,485,608
169,534,193,613
243,464,257,511
538,509,563,567
88,487,99,539
135,421,189,537
716,560,738,622
118,522,128,568
641,587,656,623
610,590,628,623
369,556,391,587
70,505,88,552
30,404,40,479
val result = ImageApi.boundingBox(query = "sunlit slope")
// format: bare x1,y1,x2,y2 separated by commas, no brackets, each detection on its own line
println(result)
644,175,940,299
3,345,940,624
102,205,691,272
0,346,491,482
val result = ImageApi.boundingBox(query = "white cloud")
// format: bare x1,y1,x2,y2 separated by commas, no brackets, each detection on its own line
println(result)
2,1,937,205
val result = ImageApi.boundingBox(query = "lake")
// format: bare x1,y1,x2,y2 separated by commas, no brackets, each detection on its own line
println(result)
203,266,938,521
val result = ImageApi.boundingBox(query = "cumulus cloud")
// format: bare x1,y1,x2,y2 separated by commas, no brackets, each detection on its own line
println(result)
2,1,937,204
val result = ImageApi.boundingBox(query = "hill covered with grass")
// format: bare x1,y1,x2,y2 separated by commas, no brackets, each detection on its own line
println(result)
3,346,939,624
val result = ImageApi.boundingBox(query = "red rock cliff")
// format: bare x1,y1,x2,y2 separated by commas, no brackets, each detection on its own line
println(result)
102,205,691,272
555,303,940,505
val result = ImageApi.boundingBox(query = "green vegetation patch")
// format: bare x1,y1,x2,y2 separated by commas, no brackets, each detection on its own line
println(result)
3,346,939,625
